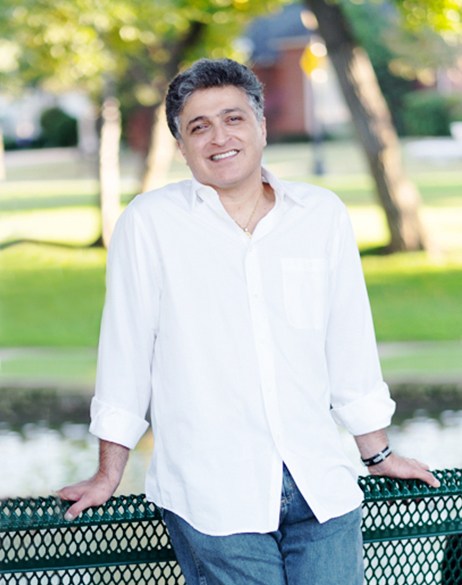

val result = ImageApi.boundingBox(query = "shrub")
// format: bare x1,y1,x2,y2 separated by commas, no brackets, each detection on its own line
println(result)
39,107,78,147
402,90,462,137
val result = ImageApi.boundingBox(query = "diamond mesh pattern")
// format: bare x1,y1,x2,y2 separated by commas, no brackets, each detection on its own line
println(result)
0,469,460,584
363,535,462,585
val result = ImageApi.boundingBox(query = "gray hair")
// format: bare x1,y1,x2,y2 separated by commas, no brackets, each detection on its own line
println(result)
165,58,265,140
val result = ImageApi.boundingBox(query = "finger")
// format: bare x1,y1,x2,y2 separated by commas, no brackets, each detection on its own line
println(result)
64,502,84,521
63,492,100,521
422,470,440,488
410,459,431,472
405,464,441,488
57,484,86,502
407,460,440,487
56,487,75,501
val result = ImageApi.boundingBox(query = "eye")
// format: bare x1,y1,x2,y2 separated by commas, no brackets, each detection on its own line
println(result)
190,122,209,134
226,115,243,124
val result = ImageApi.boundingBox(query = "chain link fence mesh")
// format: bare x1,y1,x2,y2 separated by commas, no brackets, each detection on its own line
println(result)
1,470,460,584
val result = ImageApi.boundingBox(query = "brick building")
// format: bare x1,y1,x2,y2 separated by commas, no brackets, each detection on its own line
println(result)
245,3,350,141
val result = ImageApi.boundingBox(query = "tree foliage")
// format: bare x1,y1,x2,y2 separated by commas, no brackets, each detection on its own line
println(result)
342,0,462,129
1,0,291,246
1,0,290,103
393,0,462,34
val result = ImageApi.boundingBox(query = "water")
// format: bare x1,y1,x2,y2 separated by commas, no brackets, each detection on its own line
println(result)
0,421,152,499
1,407,461,499
341,408,462,475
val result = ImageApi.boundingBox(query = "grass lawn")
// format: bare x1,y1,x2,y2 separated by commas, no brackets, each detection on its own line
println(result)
1,240,461,349
0,244,105,347
364,253,462,341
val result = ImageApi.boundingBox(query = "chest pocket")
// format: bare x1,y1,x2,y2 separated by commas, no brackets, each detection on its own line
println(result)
282,258,327,330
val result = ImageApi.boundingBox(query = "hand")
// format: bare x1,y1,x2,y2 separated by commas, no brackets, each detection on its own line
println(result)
57,439,129,520
57,472,118,521
367,453,441,488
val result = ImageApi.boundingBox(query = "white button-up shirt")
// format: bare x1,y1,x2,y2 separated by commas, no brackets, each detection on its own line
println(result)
90,168,395,535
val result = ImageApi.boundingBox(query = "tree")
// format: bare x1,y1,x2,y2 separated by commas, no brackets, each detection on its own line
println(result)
0,36,23,180
339,2,414,136
306,0,461,252
2,0,292,246
98,94,122,248
307,0,425,252
1,0,130,247
140,19,206,192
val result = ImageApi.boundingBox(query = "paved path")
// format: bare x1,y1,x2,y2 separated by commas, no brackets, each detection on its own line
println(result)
1,342,461,390
377,340,462,385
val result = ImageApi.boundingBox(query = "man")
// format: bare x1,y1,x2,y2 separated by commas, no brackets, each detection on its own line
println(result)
59,58,439,585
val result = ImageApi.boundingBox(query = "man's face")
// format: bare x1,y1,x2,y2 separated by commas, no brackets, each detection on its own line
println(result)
177,85,267,194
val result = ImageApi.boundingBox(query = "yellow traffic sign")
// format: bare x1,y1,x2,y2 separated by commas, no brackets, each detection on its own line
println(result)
300,43,326,76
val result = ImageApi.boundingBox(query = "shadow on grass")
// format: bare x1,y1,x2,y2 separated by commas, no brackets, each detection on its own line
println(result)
1,240,423,256
0,237,104,251
0,193,99,212
0,191,136,212
360,244,395,256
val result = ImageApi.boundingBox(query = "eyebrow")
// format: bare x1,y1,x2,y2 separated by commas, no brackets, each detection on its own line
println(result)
185,108,246,131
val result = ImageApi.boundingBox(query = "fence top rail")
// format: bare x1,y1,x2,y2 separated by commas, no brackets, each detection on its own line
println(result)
0,469,460,532
359,468,461,501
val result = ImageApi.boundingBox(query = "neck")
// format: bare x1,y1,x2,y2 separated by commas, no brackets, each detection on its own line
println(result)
218,182,265,218
221,186,263,206
219,182,275,237
216,176,264,208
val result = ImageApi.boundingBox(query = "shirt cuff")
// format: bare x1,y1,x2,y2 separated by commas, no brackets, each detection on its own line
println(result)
331,382,396,435
89,397,150,449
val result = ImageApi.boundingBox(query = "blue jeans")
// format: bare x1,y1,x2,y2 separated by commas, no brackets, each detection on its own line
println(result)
162,465,364,585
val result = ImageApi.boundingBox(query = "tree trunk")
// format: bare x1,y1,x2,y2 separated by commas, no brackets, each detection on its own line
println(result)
98,96,121,248
142,100,176,192
306,0,429,252
141,21,205,192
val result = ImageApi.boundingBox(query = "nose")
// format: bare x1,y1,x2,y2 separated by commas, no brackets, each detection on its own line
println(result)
211,122,228,145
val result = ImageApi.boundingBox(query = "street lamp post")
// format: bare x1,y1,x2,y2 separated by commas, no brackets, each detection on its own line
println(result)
300,39,328,175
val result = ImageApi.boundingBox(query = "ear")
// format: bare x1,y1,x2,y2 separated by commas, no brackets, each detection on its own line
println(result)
177,138,186,159
261,117,267,146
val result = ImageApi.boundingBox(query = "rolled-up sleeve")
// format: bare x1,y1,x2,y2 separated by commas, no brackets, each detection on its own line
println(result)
326,204,395,435
89,203,160,449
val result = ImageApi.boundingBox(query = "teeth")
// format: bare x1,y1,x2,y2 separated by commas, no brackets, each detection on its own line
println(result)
211,150,238,161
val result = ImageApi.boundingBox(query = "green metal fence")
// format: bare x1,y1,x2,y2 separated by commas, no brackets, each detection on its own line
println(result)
359,469,461,584
0,469,460,584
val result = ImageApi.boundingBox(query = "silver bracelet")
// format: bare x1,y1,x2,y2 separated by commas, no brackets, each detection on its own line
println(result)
361,445,392,467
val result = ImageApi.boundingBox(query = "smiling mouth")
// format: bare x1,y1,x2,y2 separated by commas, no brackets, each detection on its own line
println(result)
210,149,239,161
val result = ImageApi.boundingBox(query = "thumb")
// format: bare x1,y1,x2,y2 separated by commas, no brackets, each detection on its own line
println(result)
420,469,441,489
63,495,94,521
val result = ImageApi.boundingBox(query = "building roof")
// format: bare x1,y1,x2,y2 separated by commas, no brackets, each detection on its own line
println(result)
245,3,312,66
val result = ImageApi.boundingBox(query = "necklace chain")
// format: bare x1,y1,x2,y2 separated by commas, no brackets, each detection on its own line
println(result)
232,190,263,238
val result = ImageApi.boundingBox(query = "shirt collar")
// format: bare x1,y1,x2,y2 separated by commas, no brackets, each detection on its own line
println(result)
190,177,218,209
188,167,309,210
261,167,310,208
